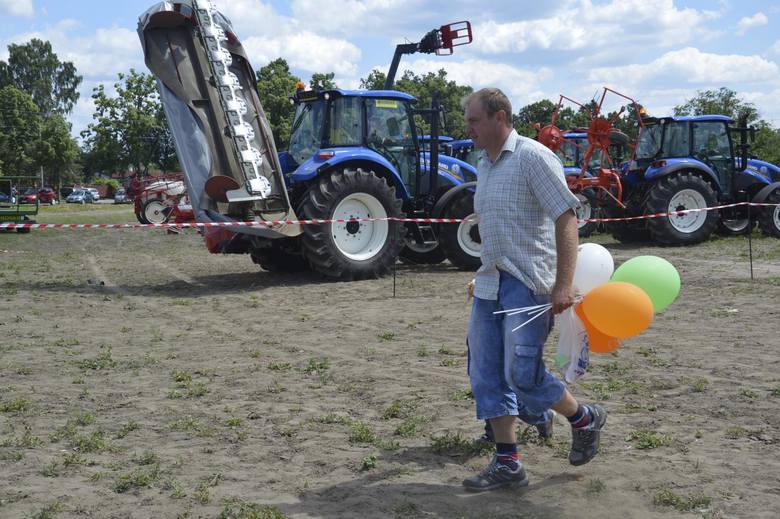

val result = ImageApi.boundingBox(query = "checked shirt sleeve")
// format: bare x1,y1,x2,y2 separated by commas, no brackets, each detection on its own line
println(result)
528,148,580,221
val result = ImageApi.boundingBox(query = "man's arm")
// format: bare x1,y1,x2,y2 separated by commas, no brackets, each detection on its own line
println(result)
551,209,579,314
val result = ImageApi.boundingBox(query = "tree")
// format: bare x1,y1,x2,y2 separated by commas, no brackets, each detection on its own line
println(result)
309,72,337,91
0,39,82,117
0,85,41,176
359,70,386,90
80,69,175,177
33,115,80,192
256,58,301,148
674,87,760,126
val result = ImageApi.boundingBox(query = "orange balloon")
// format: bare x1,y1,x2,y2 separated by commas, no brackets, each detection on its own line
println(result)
581,281,653,338
575,304,621,354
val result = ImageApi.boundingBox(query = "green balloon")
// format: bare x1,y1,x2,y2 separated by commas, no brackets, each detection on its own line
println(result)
610,256,680,312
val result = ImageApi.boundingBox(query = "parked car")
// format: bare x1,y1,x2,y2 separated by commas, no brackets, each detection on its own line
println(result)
66,189,94,204
114,188,130,204
87,188,100,202
0,192,15,205
19,187,38,204
60,187,74,199
37,187,58,205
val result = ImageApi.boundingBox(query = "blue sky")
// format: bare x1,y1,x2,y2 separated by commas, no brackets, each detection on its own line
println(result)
2,0,780,139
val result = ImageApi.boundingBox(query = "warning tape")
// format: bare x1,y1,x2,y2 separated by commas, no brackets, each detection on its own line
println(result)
0,201,777,231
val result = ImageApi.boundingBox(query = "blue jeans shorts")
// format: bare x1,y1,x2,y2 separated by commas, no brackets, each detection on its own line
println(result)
467,272,565,423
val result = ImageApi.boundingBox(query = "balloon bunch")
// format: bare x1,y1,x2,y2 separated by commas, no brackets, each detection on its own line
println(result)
573,244,681,354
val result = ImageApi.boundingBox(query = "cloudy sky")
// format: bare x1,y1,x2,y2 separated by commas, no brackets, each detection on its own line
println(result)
2,0,780,139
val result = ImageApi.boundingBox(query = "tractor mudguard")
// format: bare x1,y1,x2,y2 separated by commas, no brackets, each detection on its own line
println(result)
431,181,476,219
645,159,721,191
138,1,300,240
290,148,411,200
747,159,780,182
733,168,770,192
752,181,780,203
423,154,478,182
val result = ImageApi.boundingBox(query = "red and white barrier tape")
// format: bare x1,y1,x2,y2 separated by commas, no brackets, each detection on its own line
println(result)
0,201,777,231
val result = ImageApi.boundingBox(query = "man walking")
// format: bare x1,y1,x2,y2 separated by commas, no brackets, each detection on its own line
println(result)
462,88,607,492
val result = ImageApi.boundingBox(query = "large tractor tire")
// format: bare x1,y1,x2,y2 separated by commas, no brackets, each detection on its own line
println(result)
399,241,446,265
757,188,780,238
438,191,481,270
300,168,405,280
575,191,598,238
142,198,171,225
646,173,718,245
717,216,754,236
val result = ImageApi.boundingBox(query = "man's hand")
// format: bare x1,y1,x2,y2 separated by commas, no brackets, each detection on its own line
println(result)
550,282,575,315
467,279,475,300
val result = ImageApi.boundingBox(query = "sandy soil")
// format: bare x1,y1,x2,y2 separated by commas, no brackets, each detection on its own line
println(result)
1,224,779,518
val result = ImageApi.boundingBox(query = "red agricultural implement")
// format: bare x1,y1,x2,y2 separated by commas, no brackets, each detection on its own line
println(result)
127,172,193,225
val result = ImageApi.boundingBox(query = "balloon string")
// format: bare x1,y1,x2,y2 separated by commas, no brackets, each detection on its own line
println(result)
511,307,552,333
493,304,550,315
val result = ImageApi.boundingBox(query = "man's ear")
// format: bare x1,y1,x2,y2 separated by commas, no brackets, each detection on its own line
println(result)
495,109,507,127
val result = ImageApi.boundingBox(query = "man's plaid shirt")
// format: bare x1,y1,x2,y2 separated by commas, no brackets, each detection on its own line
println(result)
472,129,580,300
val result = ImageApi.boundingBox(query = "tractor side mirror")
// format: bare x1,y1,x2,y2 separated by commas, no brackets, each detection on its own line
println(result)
387,117,400,137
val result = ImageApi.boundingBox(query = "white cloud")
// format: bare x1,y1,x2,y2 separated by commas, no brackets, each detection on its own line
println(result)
736,12,768,36
769,39,780,55
243,31,361,75
588,48,779,86
290,0,418,35
0,0,34,18
473,0,715,55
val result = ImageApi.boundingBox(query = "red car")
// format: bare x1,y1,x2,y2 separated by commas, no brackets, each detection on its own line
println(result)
37,187,58,205
19,188,37,204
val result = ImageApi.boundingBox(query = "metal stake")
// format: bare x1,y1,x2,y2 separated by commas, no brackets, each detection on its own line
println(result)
747,200,754,281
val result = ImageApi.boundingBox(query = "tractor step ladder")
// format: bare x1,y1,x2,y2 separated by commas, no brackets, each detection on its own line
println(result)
411,210,438,245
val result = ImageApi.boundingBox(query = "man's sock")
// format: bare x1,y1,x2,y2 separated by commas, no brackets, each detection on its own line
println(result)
495,443,519,471
567,404,592,429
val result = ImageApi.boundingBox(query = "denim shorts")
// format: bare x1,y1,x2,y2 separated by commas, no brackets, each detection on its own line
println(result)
467,271,565,422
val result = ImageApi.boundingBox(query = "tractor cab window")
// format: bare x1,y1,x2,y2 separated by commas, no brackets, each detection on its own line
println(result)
366,98,416,190
328,96,363,146
692,122,730,159
288,99,326,164
636,121,689,159
663,122,690,157
558,139,579,168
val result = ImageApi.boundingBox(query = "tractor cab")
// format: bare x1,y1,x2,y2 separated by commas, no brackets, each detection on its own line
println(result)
633,115,737,195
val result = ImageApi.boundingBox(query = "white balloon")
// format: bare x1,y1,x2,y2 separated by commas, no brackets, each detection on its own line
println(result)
573,243,614,295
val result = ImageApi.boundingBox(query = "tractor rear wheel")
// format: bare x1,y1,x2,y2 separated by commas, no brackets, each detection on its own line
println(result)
142,198,171,225
575,191,598,238
300,168,405,280
757,188,780,238
646,173,718,245
438,192,481,270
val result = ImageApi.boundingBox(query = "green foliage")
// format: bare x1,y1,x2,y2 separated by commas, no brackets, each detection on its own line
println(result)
309,72,337,91
80,69,177,177
0,85,41,175
256,58,300,148
92,178,121,196
218,499,288,519
34,114,81,191
653,487,711,512
627,429,671,449
0,38,82,116
674,87,760,126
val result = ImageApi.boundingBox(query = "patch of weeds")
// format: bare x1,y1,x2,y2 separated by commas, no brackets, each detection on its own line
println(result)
447,388,474,401
587,478,606,495
112,464,161,493
115,420,140,439
28,501,63,519
77,346,117,370
193,481,211,505
312,413,352,425
267,381,284,394
627,429,672,449
771,386,780,397
601,361,627,375
171,370,193,386
394,416,430,437
377,331,395,342
0,397,30,413
225,417,243,428
2,427,43,449
133,450,160,466
268,361,292,371
187,381,209,398
360,454,378,471
349,421,379,444
691,378,709,393
53,338,80,348
437,345,458,355
393,501,419,516
382,399,419,420
724,426,749,439
637,346,657,357
739,388,759,400
41,460,62,477
14,365,32,375
74,411,94,426
88,471,105,482
163,478,186,499
71,376,85,385
168,416,204,434
430,432,493,457
439,358,461,367
248,350,262,359
218,499,288,519
62,452,89,467
302,357,330,375
653,487,711,512
416,344,429,357
70,430,113,453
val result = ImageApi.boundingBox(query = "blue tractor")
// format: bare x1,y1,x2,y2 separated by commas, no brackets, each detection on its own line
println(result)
139,1,480,279
609,115,780,244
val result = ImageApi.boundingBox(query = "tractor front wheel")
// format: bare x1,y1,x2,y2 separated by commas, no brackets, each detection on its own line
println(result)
438,192,481,270
757,188,780,238
300,168,405,280
399,240,446,265
646,173,718,245
575,191,598,238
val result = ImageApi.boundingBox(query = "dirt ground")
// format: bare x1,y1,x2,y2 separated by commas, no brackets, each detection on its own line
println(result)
1,208,780,518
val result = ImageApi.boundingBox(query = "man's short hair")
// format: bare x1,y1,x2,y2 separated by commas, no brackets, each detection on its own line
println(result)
463,88,513,127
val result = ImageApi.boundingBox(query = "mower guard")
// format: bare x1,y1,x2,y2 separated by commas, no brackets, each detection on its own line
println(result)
138,1,300,239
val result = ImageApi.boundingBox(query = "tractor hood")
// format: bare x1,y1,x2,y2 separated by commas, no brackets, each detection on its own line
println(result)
138,1,300,238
